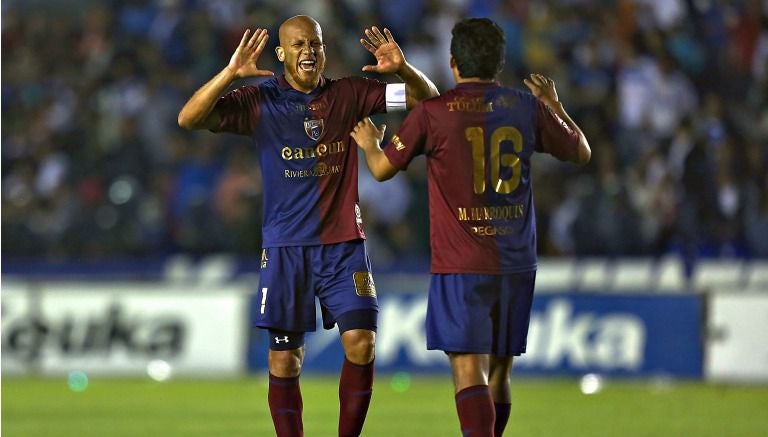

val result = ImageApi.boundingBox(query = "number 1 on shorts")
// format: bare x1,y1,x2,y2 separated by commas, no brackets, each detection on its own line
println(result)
260,287,268,314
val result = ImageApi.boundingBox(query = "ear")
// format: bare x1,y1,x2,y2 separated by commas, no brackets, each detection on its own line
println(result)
275,46,285,62
449,55,461,82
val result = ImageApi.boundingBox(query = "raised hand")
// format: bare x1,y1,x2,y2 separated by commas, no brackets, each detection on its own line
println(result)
360,27,405,74
228,28,274,79
523,74,560,108
350,117,386,151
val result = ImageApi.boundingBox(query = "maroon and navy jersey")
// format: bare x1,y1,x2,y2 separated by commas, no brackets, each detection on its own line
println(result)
213,75,386,247
384,82,579,274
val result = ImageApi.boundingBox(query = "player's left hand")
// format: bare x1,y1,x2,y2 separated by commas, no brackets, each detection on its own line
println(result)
524,73,560,108
360,27,405,74
350,117,386,151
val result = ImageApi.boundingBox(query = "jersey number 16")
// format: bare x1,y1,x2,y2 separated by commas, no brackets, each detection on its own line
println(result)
465,126,523,195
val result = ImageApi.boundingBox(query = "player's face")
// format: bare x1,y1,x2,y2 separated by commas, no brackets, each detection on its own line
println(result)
279,20,326,93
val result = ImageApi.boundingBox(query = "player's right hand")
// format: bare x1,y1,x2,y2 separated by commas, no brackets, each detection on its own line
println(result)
524,73,559,108
350,118,386,151
227,28,274,79
360,27,406,74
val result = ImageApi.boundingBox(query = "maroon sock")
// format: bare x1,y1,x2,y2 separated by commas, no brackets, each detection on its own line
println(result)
494,402,511,436
268,373,303,437
455,385,495,437
338,358,374,437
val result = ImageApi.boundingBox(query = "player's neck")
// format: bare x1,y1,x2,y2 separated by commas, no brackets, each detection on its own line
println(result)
284,74,319,94
455,77,496,84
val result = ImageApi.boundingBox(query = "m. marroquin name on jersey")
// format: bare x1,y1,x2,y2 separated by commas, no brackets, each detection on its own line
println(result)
457,203,525,236
456,204,525,222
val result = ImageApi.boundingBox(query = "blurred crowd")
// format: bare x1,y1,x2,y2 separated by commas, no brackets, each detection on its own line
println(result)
2,0,767,268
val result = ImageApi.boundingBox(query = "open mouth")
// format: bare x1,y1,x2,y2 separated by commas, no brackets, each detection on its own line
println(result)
299,60,316,72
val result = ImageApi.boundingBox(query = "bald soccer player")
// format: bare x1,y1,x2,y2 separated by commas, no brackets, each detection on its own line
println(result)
178,15,438,437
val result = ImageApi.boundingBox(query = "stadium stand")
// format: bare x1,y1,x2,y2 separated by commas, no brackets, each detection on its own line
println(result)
2,0,766,270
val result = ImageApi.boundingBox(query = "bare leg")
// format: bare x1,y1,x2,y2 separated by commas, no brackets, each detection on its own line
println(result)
489,356,513,436
488,355,512,402
341,329,375,364
269,347,304,377
449,353,495,437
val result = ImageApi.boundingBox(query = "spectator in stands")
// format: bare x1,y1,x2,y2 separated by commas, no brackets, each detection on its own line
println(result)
2,0,767,265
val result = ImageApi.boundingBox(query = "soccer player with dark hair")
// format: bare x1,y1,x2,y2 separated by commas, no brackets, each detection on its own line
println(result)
350,17,590,436
178,15,438,437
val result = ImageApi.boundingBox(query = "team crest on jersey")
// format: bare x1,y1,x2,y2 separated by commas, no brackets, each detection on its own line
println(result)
304,118,325,141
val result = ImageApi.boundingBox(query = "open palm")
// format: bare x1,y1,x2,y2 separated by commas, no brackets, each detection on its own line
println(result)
228,28,274,79
360,27,405,74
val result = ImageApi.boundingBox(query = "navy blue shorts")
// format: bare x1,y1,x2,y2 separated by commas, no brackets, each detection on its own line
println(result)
255,240,378,332
425,271,536,357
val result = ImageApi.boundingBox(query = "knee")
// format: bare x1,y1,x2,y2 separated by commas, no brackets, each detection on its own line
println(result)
489,357,513,385
449,353,490,392
341,329,375,365
268,349,304,377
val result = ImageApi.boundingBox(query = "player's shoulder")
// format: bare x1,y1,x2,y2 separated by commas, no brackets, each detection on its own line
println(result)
495,84,536,102
487,84,539,114
331,75,386,89
261,76,279,86
221,83,265,102
416,92,447,113
226,77,278,99
255,76,282,93
418,86,467,108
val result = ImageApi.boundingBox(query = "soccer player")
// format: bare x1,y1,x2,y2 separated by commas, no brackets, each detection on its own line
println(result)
350,18,590,437
177,15,438,437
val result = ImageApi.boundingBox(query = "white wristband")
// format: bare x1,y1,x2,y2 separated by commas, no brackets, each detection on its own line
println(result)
385,83,407,112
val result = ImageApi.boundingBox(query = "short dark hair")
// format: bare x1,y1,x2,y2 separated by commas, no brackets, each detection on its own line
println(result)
450,18,505,80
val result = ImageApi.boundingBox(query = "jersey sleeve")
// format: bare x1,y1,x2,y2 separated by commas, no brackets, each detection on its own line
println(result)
348,76,387,116
383,103,428,170
534,100,580,161
210,86,261,135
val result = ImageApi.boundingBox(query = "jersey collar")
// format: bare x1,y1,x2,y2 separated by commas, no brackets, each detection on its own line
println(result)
456,80,500,88
277,74,328,95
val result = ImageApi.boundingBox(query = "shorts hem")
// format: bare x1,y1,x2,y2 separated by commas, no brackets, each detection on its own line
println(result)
262,236,365,248
427,343,489,354
427,344,526,357
254,323,316,333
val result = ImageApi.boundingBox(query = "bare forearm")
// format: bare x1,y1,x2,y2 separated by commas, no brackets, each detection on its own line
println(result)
362,147,397,181
548,101,591,165
397,62,439,109
178,67,237,130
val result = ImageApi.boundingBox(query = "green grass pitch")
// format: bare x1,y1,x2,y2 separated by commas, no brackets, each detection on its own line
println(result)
3,375,767,436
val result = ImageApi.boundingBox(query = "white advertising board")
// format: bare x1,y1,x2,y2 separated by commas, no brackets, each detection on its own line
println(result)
2,283,248,377
706,293,768,382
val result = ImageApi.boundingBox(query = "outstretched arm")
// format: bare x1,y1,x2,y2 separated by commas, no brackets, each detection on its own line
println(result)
350,118,399,181
524,74,591,165
178,28,274,131
360,27,439,109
